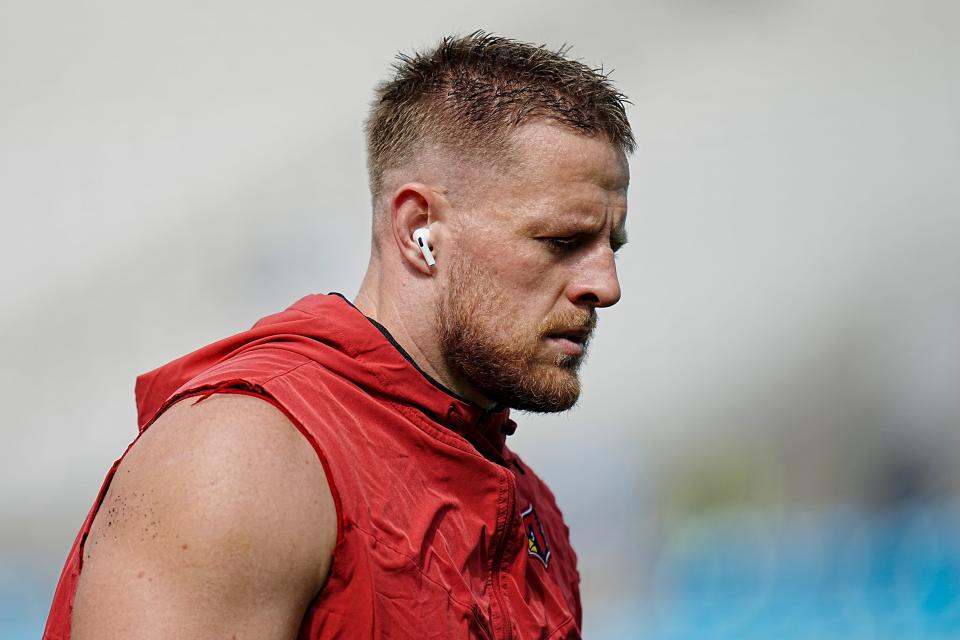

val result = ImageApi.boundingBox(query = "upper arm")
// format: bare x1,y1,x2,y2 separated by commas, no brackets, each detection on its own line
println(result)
72,394,338,640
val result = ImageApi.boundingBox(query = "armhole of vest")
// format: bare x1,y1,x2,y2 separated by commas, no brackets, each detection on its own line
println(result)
53,381,345,637
164,384,347,587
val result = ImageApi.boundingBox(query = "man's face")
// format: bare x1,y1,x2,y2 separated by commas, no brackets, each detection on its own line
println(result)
436,122,629,412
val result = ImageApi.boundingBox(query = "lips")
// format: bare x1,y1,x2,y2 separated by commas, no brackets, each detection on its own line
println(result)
544,327,591,357
545,327,589,344
539,311,596,359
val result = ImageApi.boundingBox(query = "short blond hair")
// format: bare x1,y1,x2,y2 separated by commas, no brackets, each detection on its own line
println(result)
364,31,635,200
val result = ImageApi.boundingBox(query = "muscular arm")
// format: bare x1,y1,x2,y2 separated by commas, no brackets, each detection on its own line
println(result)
72,394,338,639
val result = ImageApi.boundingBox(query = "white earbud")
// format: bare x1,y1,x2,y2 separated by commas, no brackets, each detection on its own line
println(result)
412,227,436,267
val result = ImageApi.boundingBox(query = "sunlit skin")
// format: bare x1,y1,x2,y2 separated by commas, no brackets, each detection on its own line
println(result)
70,122,629,640
355,121,629,411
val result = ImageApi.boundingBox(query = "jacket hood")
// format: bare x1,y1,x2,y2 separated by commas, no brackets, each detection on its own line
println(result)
135,293,515,460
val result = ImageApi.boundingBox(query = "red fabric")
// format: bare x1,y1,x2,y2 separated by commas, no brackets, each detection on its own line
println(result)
44,293,582,639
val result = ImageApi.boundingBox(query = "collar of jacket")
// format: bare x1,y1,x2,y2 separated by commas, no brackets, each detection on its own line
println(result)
332,293,517,463
135,293,517,464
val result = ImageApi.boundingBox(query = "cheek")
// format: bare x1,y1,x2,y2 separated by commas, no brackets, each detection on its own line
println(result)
489,268,561,323
458,238,568,313
496,245,562,288
517,259,571,307
496,267,570,334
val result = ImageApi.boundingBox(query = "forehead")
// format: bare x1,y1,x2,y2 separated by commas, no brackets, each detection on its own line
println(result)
508,121,630,192
461,122,628,231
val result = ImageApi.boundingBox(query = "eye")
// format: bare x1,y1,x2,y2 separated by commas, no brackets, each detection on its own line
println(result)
542,235,583,252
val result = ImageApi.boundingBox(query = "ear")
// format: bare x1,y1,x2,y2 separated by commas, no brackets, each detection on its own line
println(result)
390,182,444,275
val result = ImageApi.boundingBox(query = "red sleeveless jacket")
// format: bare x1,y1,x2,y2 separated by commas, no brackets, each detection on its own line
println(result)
44,293,583,639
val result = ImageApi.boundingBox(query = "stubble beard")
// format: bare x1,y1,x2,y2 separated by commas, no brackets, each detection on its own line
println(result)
436,259,596,413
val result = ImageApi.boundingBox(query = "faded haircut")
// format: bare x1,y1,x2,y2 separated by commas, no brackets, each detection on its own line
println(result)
364,31,635,201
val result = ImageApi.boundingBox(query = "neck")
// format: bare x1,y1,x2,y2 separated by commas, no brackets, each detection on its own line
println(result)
354,260,495,409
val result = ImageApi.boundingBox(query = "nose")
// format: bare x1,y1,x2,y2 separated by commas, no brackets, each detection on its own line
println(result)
566,247,622,309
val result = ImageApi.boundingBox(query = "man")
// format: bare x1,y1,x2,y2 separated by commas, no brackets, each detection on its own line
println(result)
45,32,633,639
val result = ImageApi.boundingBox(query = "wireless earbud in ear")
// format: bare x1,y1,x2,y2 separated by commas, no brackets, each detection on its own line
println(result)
412,227,436,267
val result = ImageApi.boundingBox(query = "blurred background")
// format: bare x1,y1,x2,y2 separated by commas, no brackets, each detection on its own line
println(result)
2,0,958,637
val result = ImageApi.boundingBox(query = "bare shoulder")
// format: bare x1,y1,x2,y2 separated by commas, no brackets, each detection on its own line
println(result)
73,393,337,639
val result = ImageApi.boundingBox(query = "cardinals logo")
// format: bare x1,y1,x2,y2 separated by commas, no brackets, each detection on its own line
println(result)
521,504,551,569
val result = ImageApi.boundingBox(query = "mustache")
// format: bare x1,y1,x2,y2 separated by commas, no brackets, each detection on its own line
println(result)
537,309,598,338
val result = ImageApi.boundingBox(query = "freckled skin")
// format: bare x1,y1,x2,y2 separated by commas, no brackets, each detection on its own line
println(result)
72,395,337,639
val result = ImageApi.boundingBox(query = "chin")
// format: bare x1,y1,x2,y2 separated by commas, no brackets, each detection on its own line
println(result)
490,365,583,414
